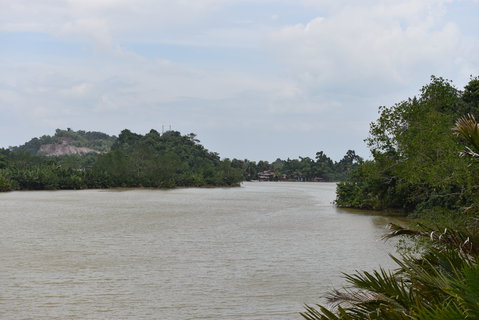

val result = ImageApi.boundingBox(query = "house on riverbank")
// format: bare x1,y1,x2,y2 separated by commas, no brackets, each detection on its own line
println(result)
258,170,275,181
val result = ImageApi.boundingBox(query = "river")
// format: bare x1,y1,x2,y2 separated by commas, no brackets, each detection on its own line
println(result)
1,182,399,319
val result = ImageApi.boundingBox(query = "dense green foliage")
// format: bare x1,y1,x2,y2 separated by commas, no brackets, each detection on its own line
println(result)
13,128,116,154
90,129,243,188
336,76,479,216
0,130,243,190
0,148,92,190
230,149,363,182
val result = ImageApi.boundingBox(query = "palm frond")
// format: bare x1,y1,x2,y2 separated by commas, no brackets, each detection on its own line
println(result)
325,287,387,307
450,263,479,318
342,268,413,310
413,302,466,320
301,304,344,320
382,223,427,240
453,114,479,156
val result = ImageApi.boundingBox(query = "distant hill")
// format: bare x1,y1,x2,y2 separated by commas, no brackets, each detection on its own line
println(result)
0,129,243,191
12,129,117,156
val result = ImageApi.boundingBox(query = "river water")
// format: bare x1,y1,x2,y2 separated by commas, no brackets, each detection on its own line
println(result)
1,182,399,320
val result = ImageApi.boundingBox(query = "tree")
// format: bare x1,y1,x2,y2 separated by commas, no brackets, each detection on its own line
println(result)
461,76,479,113
337,76,479,215
335,150,363,181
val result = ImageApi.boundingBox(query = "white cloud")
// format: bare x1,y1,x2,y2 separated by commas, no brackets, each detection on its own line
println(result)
61,82,91,96
0,53,296,129
268,0,468,96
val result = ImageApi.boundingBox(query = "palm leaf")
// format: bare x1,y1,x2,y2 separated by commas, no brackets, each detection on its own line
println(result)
413,302,466,320
453,114,479,156
450,263,479,318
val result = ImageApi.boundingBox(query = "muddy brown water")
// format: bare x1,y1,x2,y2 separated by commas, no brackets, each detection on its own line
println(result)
1,182,399,319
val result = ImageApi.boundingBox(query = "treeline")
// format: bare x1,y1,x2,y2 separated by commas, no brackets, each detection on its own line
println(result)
229,150,363,182
336,76,479,217
0,127,363,192
0,129,243,190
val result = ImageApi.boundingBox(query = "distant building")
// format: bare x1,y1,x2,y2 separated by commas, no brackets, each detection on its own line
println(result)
258,170,275,181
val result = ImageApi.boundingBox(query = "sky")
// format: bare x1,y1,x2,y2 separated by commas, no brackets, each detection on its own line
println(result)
1,0,479,161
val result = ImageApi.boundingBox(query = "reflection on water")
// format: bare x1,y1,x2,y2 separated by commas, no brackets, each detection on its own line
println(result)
1,182,398,320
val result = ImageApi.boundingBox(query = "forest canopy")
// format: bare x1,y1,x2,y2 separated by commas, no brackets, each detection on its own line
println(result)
0,129,244,190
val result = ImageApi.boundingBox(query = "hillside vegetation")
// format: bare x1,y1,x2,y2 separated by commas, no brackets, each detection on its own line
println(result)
0,129,242,190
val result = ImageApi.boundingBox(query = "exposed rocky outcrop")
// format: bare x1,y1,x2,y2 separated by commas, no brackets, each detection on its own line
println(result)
12,128,117,155
38,143,100,156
